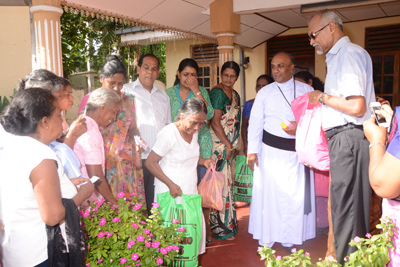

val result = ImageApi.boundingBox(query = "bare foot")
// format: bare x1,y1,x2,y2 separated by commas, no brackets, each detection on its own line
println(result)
226,236,235,240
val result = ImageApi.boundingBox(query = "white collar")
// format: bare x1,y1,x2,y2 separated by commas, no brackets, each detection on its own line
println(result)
134,78,158,93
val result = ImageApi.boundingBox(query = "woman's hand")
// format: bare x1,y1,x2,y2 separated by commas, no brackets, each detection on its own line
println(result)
77,180,95,200
186,75,200,93
68,114,87,139
203,158,215,169
375,105,394,132
282,121,297,136
363,115,387,144
70,177,90,187
168,183,183,198
225,147,234,160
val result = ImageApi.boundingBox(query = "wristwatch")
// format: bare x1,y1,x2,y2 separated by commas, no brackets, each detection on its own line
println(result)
318,93,325,105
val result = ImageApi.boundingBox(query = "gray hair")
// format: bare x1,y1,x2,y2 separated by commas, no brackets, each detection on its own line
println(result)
176,98,207,121
273,52,295,66
17,69,64,94
86,87,120,111
308,9,343,32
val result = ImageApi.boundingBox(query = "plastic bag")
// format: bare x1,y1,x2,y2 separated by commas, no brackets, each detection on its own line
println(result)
314,169,329,197
291,93,330,171
197,165,224,210
234,155,253,203
157,192,202,267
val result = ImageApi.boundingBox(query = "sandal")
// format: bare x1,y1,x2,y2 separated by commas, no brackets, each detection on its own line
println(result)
206,237,212,247
226,236,235,241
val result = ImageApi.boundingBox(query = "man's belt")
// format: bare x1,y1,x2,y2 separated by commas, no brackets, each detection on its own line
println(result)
325,123,364,139
262,130,311,215
262,130,295,152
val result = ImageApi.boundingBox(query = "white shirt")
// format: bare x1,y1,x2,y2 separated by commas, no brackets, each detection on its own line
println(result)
247,78,313,155
152,123,199,203
123,78,172,159
0,136,58,266
323,36,375,130
0,124,14,160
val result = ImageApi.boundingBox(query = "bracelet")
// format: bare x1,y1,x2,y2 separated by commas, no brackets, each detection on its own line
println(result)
369,142,385,149
195,92,202,96
226,146,234,151
318,93,325,105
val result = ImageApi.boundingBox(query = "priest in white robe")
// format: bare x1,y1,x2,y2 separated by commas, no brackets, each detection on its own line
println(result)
247,52,316,250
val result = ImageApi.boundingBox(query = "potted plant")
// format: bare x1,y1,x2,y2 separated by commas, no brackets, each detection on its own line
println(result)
81,192,185,266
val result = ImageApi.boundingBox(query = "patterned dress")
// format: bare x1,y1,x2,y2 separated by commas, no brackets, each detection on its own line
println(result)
208,86,241,240
165,84,214,158
101,92,146,204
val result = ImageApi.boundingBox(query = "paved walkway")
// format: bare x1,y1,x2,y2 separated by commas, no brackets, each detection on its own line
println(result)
199,205,328,266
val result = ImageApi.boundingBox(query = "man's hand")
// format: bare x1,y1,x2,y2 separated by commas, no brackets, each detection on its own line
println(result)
168,183,183,198
308,90,322,105
247,153,259,171
283,121,297,136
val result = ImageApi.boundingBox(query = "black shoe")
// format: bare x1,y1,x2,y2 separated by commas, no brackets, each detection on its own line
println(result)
284,245,297,254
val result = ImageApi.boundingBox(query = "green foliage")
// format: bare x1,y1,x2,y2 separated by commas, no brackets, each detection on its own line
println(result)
259,217,397,267
82,193,184,267
60,10,166,84
0,89,17,113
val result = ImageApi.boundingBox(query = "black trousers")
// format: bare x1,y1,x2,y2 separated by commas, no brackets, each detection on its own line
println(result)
328,127,371,264
142,159,155,214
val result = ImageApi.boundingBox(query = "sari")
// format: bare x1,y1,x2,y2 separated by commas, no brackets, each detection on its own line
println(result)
101,92,146,204
208,86,241,240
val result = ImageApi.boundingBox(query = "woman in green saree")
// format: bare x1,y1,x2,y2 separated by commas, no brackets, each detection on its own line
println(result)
209,61,241,240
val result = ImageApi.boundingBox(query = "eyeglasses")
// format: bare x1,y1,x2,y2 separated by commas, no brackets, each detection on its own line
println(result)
308,23,330,41
222,74,237,80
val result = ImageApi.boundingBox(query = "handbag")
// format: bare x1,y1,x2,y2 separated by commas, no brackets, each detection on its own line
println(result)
234,155,253,203
157,192,202,267
197,165,224,210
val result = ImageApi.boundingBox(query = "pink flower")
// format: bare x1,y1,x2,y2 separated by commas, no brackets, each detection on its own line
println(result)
152,202,160,208
99,218,106,225
172,219,180,224
132,223,139,229
97,258,104,263
160,247,167,255
86,263,90,267
145,240,151,247
291,248,296,253
354,236,361,243
127,240,136,249
93,207,99,212
130,192,138,196
140,221,146,224
149,233,153,237
117,192,125,198
110,260,113,263
276,256,282,260
82,210,90,218
172,245,179,250
97,232,105,238
120,257,127,264
131,253,139,261
106,232,113,238
257,247,262,252
176,226,185,232
144,229,151,235
166,246,172,252
81,224,85,230
136,260,141,266
366,233,372,239
133,203,142,211
136,235,145,242
305,252,310,257
152,240,160,248
112,217,121,223
156,257,163,264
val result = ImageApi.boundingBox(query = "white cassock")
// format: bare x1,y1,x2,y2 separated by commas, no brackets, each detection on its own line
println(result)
247,77,316,247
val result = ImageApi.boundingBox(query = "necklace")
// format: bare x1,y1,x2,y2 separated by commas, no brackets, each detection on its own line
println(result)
276,79,296,107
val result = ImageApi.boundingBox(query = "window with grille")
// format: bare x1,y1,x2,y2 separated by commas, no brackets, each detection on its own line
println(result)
191,44,219,91
366,24,400,107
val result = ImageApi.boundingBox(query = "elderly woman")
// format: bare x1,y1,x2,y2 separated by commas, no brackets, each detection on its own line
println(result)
145,98,215,255
364,105,400,266
0,88,94,267
73,87,121,207
79,55,146,210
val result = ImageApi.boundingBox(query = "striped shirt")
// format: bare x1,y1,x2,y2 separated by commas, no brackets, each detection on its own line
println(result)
123,79,172,159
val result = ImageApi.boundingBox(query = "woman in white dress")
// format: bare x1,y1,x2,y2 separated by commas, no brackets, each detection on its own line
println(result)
145,98,215,255
0,88,94,267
